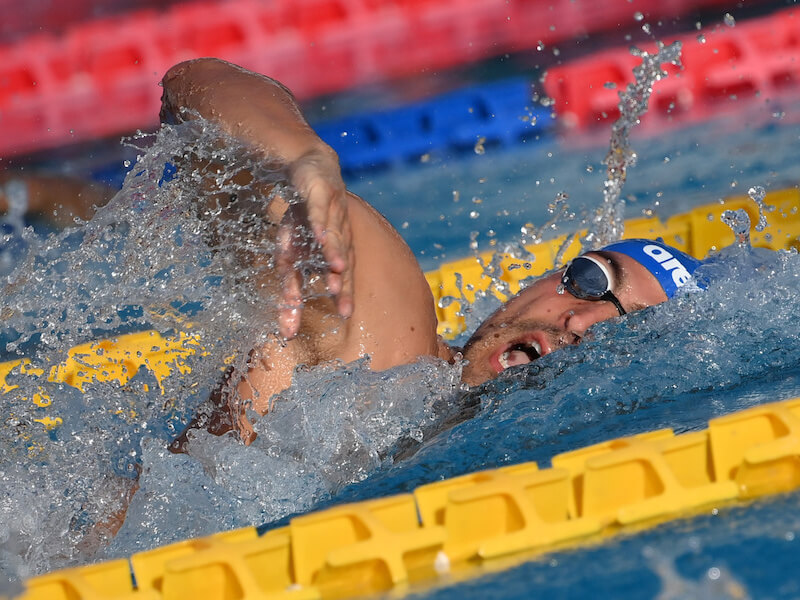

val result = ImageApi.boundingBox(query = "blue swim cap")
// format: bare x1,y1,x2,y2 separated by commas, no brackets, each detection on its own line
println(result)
600,238,702,298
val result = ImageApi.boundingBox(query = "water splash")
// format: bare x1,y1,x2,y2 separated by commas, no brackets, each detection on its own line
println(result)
0,179,31,277
721,208,751,246
462,190,578,312
0,119,462,581
583,41,683,250
747,185,774,232
451,38,683,326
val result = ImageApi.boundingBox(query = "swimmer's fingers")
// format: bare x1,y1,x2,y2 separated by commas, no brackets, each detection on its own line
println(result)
289,149,354,318
276,220,304,340
308,184,353,318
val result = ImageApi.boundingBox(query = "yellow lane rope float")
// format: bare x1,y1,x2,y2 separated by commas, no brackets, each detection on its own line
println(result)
3,188,800,599
427,187,800,336
4,186,800,402
11,396,800,600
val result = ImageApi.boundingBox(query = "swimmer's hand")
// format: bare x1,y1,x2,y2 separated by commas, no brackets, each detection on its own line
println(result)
277,147,354,339
158,58,354,338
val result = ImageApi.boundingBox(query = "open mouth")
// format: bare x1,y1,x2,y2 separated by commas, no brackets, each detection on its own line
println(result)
498,341,541,369
495,339,543,371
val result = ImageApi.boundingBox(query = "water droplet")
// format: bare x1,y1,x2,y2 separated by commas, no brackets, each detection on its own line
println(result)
633,11,644,21
723,13,735,27
642,23,651,34
748,185,766,203
473,137,486,155
697,34,706,44
603,81,617,90
748,185,773,232
721,208,751,245
469,211,480,219
434,551,451,575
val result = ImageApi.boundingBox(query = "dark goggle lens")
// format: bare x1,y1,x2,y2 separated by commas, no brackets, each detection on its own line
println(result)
562,256,611,299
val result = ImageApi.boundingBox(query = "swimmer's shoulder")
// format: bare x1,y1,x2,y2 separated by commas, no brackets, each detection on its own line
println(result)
339,192,444,369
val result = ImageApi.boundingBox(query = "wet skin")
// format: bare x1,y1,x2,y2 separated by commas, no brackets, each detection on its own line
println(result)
459,250,668,386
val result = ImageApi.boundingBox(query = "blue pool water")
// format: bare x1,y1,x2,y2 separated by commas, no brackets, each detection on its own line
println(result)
3,52,800,600
323,94,800,597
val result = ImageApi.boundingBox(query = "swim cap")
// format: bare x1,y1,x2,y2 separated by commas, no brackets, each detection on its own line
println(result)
600,238,702,298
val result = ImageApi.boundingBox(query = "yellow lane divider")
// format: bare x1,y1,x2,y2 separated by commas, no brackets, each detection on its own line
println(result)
1,330,201,423
426,188,800,336
3,187,799,402
0,330,200,396
12,396,800,600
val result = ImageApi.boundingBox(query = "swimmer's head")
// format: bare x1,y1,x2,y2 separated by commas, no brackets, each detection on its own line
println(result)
459,238,701,386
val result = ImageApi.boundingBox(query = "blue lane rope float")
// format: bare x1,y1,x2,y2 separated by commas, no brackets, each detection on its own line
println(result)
314,77,554,173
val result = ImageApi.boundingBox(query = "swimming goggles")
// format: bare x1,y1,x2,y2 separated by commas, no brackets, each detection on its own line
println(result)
560,255,626,316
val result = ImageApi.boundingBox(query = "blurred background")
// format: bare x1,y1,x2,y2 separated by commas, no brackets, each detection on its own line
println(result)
2,0,800,265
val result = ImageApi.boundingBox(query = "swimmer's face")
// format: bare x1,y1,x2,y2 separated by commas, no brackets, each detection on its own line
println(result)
459,250,668,386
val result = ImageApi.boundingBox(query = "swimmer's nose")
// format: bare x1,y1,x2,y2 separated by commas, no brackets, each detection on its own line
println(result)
562,302,619,337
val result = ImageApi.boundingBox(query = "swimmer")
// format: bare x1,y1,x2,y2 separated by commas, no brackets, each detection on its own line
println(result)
161,58,702,446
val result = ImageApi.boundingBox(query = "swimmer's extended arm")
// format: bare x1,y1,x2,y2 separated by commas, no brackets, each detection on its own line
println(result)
0,173,113,226
160,58,353,338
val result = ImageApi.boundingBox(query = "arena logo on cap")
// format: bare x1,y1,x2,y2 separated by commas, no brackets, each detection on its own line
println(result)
643,244,692,287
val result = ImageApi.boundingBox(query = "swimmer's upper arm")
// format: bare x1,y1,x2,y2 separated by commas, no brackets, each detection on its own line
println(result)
338,192,442,367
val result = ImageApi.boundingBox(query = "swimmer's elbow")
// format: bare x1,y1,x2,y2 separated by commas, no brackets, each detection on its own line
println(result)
160,58,298,124
160,58,232,124
162,57,227,87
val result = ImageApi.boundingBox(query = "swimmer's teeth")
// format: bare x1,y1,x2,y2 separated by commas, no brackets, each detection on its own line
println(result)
500,341,542,371
525,341,542,360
